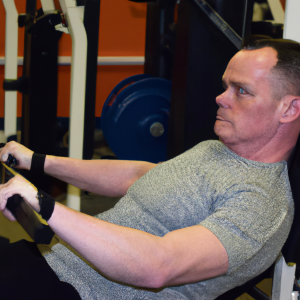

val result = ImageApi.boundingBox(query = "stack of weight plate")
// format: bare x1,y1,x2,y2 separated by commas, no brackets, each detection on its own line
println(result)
101,74,172,163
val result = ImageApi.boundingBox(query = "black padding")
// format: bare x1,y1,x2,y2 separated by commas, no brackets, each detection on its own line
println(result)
7,194,54,245
30,153,46,176
0,239,81,300
282,134,300,277
38,189,55,221
0,236,9,248
215,266,273,300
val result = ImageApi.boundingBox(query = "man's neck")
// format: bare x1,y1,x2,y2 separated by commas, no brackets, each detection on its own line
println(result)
223,125,299,163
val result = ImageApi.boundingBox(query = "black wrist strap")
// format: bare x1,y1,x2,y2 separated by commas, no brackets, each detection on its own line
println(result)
37,189,55,221
31,153,46,176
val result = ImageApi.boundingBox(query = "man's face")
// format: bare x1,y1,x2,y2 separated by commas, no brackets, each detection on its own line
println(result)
214,47,281,150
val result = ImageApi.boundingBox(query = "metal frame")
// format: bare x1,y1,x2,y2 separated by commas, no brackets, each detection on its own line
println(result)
2,0,18,142
267,0,285,24
2,0,63,193
3,0,97,211
144,0,177,80
40,0,55,13
59,0,88,211
283,0,300,43
82,0,100,160
167,0,242,159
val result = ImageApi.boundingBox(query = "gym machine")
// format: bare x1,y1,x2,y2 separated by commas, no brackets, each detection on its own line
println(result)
3,0,63,194
100,0,249,162
167,0,252,159
100,0,177,163
2,0,100,211
2,0,18,142
283,0,300,42
56,0,100,211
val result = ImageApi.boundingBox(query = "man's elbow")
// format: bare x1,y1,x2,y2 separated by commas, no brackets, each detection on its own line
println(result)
138,252,172,289
121,163,157,196
139,270,168,289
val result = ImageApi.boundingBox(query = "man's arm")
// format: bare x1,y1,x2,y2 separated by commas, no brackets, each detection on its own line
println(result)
50,203,229,288
0,142,156,196
44,156,156,196
0,176,229,288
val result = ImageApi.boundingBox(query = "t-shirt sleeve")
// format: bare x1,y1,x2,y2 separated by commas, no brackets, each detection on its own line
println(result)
199,188,290,274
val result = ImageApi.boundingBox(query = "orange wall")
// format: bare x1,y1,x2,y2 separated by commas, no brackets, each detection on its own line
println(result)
58,65,145,117
0,0,146,118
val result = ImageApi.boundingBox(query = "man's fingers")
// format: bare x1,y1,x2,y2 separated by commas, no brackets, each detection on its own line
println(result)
0,176,38,213
1,153,8,162
2,208,16,221
0,141,34,170
0,187,15,221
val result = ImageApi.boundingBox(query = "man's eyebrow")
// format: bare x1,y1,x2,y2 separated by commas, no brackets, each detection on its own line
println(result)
222,79,253,91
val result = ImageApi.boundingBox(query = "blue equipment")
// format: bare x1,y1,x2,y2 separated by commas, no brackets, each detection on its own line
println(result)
101,75,172,163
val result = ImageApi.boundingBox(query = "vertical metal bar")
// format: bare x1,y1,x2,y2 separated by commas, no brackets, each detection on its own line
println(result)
144,0,176,80
268,0,285,24
66,6,87,211
284,0,300,43
83,0,100,160
40,0,56,13
241,0,254,44
3,0,18,142
21,0,37,148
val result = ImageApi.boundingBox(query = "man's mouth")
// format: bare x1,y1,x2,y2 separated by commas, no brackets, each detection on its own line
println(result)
216,115,227,121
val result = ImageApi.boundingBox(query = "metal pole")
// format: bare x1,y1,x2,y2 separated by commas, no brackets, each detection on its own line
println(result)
3,0,18,142
65,5,88,211
283,0,300,43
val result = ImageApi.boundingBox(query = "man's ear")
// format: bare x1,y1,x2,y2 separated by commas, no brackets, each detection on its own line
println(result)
279,95,300,124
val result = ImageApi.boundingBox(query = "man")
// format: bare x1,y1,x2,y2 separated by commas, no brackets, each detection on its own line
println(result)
0,39,298,299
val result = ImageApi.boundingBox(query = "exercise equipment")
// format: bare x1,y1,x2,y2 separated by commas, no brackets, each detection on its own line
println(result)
3,1,63,194
2,160,54,245
2,0,18,142
284,0,300,43
50,0,101,211
58,0,88,211
167,0,247,159
143,0,177,80
101,75,172,163
2,0,101,211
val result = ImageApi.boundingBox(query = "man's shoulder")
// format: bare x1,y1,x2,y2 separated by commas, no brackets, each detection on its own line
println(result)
181,140,226,161
192,139,222,151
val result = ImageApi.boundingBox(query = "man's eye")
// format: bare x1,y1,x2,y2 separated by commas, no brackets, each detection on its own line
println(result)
239,88,246,94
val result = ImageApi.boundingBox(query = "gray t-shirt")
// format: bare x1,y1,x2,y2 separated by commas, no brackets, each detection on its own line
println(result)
45,140,294,299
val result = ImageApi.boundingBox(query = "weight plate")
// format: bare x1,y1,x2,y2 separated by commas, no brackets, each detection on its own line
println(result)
101,77,172,163
102,74,153,128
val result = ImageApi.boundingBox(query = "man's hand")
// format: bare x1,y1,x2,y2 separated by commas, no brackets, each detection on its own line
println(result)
0,175,38,221
0,141,33,170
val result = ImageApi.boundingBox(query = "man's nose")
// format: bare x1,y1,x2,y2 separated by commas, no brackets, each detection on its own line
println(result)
216,91,230,109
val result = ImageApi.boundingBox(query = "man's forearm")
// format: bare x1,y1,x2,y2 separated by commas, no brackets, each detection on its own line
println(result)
0,142,156,197
48,202,167,288
44,156,156,196
0,175,229,289
48,203,228,289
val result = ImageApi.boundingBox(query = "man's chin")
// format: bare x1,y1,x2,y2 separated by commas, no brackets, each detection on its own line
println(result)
214,125,230,140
